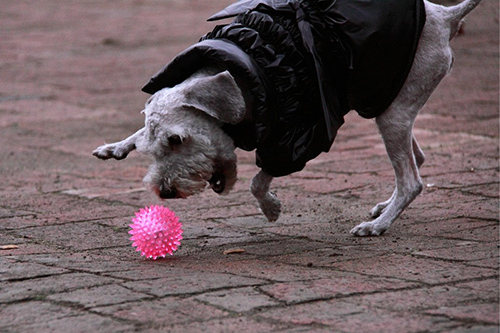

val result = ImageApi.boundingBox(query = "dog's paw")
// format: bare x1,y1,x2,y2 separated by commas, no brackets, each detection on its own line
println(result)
258,192,281,222
350,221,386,237
93,143,130,160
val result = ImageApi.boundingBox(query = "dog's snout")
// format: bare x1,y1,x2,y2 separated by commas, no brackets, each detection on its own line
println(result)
158,184,177,199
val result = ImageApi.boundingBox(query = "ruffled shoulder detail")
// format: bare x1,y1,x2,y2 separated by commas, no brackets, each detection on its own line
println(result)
202,10,349,176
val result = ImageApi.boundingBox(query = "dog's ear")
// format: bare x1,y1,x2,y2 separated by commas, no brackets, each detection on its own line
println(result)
181,71,246,125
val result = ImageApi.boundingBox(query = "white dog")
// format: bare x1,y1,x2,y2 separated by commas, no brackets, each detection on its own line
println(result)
94,0,481,236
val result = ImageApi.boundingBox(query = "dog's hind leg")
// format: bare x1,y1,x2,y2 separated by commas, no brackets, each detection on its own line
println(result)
370,134,425,218
351,0,460,236
93,128,145,160
250,170,281,221
351,109,423,236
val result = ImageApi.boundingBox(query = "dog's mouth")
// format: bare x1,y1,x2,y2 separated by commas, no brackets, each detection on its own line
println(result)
209,172,226,194
156,184,185,199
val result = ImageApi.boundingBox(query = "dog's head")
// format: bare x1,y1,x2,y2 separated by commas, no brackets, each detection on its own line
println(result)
135,70,246,199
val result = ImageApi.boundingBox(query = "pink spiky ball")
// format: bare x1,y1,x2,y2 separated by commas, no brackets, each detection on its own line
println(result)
129,205,183,260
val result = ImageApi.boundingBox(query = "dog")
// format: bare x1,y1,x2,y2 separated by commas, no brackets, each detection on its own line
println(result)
93,0,482,236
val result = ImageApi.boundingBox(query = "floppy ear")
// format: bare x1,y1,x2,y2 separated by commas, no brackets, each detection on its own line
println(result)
181,71,246,125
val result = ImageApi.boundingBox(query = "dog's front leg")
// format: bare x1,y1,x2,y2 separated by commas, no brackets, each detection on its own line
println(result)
250,170,281,221
93,128,145,160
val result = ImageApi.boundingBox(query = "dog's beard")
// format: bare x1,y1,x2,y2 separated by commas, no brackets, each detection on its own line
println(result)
147,176,208,199
143,162,210,199
143,155,237,199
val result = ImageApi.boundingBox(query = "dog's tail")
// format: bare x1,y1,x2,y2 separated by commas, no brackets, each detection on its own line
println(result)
445,0,482,40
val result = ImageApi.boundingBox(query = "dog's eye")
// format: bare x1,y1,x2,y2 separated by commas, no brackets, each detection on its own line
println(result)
168,134,183,146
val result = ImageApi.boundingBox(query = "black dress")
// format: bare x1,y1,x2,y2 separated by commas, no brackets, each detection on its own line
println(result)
142,0,426,177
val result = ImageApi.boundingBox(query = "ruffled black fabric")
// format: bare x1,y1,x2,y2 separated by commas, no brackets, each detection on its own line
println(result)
200,10,349,176
142,0,426,177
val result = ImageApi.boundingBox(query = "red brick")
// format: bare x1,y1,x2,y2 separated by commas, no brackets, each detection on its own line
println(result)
331,254,497,284
195,286,280,312
47,284,151,307
259,300,455,332
0,301,78,328
121,271,266,297
413,241,499,262
426,303,499,325
0,257,68,281
454,279,500,302
344,285,480,312
93,297,229,325
259,274,416,304
0,273,118,303
17,313,133,332
163,316,287,332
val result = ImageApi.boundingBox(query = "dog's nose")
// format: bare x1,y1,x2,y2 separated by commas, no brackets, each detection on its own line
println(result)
158,185,177,199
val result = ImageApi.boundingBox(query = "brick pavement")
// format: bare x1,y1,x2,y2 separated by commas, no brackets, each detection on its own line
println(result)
0,0,498,332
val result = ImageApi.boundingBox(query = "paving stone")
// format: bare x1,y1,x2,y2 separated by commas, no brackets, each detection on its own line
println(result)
454,279,500,302
259,274,417,304
17,313,134,333
0,208,33,219
413,241,499,262
12,251,153,274
195,286,280,312
274,246,389,267
283,168,386,195
447,325,500,333
180,258,337,282
0,235,62,256
93,297,229,325
0,258,68,281
102,266,203,281
404,217,497,237
0,273,118,303
464,256,500,269
344,285,482,312
0,193,135,227
331,253,497,284
404,197,498,224
266,228,474,255
0,301,80,328
153,316,288,332
223,238,329,257
122,272,266,297
259,300,456,332
47,284,152,307
425,303,499,325
12,221,130,251
445,224,500,242
345,234,477,254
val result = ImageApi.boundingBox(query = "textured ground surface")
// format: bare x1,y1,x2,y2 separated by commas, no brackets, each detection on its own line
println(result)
0,0,498,332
